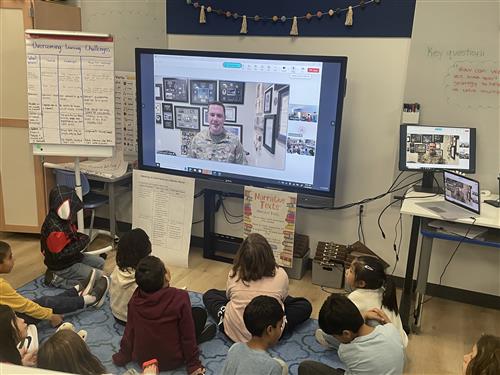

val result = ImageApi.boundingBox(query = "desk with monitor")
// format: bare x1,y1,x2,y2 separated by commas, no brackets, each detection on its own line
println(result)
399,189,500,333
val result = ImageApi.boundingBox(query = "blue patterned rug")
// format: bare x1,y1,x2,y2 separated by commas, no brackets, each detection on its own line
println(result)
18,277,343,374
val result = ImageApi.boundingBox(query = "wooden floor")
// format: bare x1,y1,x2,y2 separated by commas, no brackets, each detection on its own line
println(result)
1,231,499,375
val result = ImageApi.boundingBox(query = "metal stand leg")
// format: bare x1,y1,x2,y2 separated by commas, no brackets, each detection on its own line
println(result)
108,181,117,244
413,232,433,332
400,215,421,333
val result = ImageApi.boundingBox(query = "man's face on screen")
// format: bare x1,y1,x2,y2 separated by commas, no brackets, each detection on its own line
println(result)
208,104,225,136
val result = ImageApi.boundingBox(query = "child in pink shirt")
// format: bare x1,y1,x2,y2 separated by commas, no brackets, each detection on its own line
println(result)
203,233,312,342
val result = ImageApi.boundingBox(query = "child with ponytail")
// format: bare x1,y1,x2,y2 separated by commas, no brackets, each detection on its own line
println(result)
316,255,408,349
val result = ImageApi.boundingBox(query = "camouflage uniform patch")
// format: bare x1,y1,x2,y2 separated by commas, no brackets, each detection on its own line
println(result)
190,128,247,164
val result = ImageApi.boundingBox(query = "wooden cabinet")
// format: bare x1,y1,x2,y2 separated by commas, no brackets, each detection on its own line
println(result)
0,1,81,233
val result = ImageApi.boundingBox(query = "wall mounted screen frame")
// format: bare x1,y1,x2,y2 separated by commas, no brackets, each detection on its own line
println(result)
137,49,347,198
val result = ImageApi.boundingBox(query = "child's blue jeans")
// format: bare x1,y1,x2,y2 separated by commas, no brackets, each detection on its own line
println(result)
51,254,104,289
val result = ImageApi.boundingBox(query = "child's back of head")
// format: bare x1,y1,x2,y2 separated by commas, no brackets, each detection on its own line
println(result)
465,334,500,375
135,256,166,293
231,233,277,283
349,255,399,314
244,295,284,344
116,228,152,272
319,294,364,340
0,304,22,365
37,329,106,375
0,241,10,263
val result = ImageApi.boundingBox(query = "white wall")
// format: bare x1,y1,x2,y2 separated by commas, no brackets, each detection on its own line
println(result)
401,0,500,296
80,0,499,296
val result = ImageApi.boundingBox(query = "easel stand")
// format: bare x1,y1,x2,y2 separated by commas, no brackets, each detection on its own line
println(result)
203,189,243,263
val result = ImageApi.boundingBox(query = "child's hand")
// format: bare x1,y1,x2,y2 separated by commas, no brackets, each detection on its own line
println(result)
19,347,37,367
49,313,63,327
142,359,158,375
189,367,206,375
142,364,158,374
364,308,392,324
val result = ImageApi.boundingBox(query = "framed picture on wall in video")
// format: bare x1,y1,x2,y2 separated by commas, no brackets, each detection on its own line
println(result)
162,103,174,129
276,86,290,143
162,78,188,102
224,124,243,143
155,84,163,100
174,106,200,131
263,114,277,154
225,106,237,123
219,81,245,104
264,86,273,114
202,107,209,126
190,80,217,105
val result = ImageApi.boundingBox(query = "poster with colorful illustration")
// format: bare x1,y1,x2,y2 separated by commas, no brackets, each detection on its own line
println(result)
243,186,297,268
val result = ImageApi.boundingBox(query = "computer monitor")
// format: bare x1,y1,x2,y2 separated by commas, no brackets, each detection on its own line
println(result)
136,49,347,198
444,170,480,215
399,124,476,193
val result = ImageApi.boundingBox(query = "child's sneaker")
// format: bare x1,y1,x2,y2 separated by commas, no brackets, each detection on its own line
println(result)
197,323,216,344
77,329,88,341
43,269,54,286
89,275,110,308
314,328,339,349
315,328,333,348
217,305,226,327
78,269,97,297
57,322,75,332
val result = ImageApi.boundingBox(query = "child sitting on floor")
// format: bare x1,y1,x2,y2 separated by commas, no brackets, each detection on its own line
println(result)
463,334,499,375
40,185,107,290
299,294,404,375
110,228,152,325
203,232,312,342
222,295,287,375
37,329,107,374
0,241,108,327
0,304,37,367
316,255,408,349
113,256,215,374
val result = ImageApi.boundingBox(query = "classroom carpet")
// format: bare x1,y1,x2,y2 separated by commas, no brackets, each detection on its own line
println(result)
18,277,344,375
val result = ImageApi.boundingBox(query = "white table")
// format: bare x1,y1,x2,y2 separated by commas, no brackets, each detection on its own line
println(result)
399,190,500,332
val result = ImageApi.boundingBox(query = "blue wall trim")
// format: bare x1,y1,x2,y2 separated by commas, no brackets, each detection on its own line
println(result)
167,0,416,38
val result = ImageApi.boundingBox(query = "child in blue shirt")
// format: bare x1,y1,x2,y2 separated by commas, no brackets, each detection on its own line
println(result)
299,294,404,375
222,295,287,375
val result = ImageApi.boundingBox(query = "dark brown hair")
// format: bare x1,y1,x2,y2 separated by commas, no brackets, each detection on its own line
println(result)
466,334,500,375
208,101,226,116
135,255,167,293
230,233,277,283
0,305,22,365
352,256,399,314
37,330,106,375
0,241,11,263
116,228,152,272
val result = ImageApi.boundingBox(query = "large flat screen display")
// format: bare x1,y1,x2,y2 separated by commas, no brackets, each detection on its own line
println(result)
399,124,476,172
137,49,347,197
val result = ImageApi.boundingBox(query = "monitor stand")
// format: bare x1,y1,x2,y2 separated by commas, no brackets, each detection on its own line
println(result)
485,175,500,208
413,171,443,194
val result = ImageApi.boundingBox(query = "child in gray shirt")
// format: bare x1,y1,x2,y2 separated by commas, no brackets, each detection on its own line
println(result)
222,295,287,375
299,294,404,375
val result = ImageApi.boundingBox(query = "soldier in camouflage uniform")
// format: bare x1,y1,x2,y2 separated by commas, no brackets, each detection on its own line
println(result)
190,102,247,164
417,142,445,164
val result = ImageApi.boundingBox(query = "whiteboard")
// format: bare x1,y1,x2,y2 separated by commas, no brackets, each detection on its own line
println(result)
25,29,115,157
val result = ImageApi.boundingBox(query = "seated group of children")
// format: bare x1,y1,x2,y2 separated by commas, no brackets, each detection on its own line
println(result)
0,187,498,375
